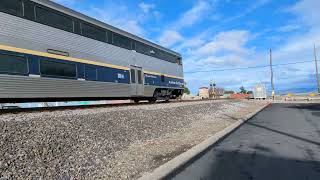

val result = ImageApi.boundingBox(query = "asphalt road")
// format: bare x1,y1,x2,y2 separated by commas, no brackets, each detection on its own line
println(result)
170,103,320,180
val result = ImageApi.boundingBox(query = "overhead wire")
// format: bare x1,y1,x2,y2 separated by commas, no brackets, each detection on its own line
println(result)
184,60,314,74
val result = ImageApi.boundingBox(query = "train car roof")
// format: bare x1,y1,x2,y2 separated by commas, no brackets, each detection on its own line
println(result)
33,0,181,57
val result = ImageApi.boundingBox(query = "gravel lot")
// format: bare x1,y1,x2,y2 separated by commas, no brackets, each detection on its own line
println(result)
0,100,267,179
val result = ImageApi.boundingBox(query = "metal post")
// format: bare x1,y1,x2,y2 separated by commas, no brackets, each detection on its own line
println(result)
270,49,275,100
314,44,320,94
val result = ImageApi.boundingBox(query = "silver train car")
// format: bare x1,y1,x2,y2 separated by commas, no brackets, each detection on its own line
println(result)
0,0,184,103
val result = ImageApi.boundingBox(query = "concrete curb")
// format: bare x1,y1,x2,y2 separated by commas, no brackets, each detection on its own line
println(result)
138,102,271,180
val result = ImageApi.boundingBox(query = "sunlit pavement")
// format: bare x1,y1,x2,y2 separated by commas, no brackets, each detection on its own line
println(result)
170,103,320,180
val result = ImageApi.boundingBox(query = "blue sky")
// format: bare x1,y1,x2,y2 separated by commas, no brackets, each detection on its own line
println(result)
54,0,320,95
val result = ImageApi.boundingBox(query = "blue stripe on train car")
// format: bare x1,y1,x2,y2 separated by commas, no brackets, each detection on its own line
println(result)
144,73,184,88
0,49,181,87
27,55,40,75
144,73,161,86
97,66,129,84
165,76,184,88
77,63,85,79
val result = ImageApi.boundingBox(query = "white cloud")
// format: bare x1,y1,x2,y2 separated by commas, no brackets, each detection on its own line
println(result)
202,55,249,67
182,0,320,94
274,0,320,60
288,0,320,28
157,0,215,47
278,24,301,32
174,0,213,30
193,30,252,56
223,0,271,23
159,30,184,47
84,2,146,37
139,2,155,13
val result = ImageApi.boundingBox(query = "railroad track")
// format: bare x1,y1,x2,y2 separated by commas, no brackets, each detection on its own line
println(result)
0,99,222,115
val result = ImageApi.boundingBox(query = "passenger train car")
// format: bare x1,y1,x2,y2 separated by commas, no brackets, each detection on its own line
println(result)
0,0,184,103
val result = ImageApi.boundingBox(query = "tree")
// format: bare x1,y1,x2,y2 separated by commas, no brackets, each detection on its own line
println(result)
184,86,191,94
247,91,253,94
239,86,247,94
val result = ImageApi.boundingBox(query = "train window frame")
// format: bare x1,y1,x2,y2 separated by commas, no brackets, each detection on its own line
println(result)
176,57,182,65
0,0,23,17
0,52,29,75
35,5,74,32
107,30,113,44
84,65,97,81
2,0,180,64
112,33,132,50
135,41,150,56
130,69,136,83
161,75,165,83
80,22,106,42
137,70,143,84
39,59,77,79
22,0,35,20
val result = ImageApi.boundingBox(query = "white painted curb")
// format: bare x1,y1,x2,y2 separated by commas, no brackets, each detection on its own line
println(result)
138,102,271,180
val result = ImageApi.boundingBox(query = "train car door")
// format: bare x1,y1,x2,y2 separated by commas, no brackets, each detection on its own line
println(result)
130,66,144,96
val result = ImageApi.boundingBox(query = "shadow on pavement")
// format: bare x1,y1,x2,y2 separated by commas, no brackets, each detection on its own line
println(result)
169,103,320,180
286,104,320,111
247,122,320,147
194,150,320,180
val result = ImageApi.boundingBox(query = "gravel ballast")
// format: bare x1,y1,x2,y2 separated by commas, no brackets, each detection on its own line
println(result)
0,100,267,179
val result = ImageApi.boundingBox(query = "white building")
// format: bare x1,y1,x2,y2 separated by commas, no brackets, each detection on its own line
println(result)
253,84,267,99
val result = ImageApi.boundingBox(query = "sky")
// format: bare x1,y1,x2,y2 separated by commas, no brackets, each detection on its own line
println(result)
53,0,320,95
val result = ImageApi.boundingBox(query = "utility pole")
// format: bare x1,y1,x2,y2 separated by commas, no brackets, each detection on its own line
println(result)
270,49,275,100
314,44,320,94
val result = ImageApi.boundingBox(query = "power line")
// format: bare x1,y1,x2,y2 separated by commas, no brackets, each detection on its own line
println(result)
184,60,314,74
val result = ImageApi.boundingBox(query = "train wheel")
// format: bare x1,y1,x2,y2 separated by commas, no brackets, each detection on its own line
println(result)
148,98,156,104
133,99,140,103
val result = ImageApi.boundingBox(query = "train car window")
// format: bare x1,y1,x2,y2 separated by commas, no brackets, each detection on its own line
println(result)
112,33,132,50
84,65,97,81
40,59,76,78
149,48,156,58
23,0,35,20
0,0,23,16
131,41,136,50
168,54,176,63
130,69,136,83
81,22,106,42
35,6,73,32
107,30,113,44
155,50,164,60
0,53,28,75
161,75,165,83
73,19,81,35
137,70,142,84
135,41,150,56
177,57,182,65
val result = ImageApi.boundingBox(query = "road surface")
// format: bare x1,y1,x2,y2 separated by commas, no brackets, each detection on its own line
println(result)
170,103,320,180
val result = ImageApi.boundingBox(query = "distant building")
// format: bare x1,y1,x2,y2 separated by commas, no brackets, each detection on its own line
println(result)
199,87,209,99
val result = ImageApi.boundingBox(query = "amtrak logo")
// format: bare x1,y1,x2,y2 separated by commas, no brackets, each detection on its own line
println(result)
169,81,184,86
145,74,157,79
